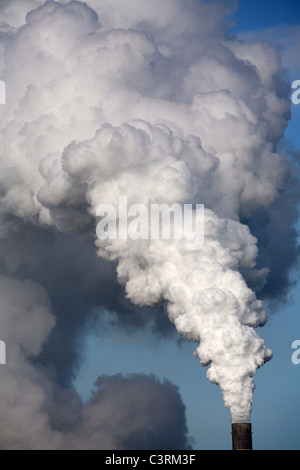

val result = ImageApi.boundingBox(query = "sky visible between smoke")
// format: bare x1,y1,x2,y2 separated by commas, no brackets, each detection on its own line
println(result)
0,0,299,449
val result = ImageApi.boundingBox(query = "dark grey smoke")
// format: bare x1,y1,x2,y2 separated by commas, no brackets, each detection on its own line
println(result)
0,223,173,385
245,160,300,305
71,374,193,450
0,220,182,449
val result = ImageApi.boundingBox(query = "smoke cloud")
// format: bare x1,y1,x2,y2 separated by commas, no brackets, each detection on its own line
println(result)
0,0,298,447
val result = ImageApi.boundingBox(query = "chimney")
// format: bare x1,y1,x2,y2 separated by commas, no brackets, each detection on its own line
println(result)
231,423,253,450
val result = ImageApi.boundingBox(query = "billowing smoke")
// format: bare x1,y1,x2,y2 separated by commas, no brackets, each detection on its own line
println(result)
0,0,297,447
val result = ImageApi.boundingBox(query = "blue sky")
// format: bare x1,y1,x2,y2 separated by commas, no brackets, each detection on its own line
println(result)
231,0,300,30
74,0,300,450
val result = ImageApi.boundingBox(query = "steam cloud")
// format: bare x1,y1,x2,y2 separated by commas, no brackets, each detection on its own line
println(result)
0,0,298,448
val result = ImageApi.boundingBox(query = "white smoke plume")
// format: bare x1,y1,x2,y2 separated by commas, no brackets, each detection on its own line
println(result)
0,0,295,446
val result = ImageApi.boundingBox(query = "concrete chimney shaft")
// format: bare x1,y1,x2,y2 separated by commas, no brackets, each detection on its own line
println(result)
231,423,253,450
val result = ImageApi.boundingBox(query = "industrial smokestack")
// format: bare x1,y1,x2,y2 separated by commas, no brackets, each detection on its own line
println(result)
231,423,253,450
